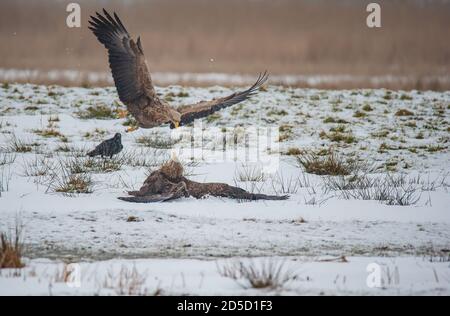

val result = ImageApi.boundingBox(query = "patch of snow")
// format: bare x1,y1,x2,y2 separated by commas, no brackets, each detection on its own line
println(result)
0,257,448,296
0,83,449,295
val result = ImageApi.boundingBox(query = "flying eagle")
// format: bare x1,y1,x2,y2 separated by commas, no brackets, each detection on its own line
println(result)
88,9,268,129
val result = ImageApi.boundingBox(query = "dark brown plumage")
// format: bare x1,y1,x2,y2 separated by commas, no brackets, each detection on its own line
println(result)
118,160,288,203
88,9,268,129
87,133,123,158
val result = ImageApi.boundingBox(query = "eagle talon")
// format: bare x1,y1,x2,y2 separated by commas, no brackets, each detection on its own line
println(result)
126,126,139,132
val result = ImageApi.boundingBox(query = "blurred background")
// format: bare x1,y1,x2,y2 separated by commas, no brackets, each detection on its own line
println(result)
0,0,449,89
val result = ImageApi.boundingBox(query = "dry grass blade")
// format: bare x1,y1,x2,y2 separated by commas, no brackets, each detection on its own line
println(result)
44,159,93,195
269,170,308,194
323,173,423,206
217,258,298,290
0,167,12,196
135,133,181,149
4,134,35,153
0,152,16,166
102,265,150,296
235,164,267,182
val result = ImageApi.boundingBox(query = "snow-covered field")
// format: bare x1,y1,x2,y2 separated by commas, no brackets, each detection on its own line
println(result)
0,82,449,295
1,257,449,296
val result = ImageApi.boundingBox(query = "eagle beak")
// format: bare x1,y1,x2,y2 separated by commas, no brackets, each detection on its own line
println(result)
173,121,180,128
117,109,129,119
170,151,180,162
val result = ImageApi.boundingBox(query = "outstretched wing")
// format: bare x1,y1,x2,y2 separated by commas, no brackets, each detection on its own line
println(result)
172,72,268,128
88,9,157,105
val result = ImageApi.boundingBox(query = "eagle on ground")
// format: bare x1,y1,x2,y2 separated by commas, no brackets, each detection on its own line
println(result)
88,9,268,129
118,159,288,203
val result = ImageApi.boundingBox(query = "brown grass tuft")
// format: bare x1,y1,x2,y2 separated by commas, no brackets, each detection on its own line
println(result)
217,258,297,290
1,226,24,269
296,149,359,176
285,147,302,156
395,109,414,116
